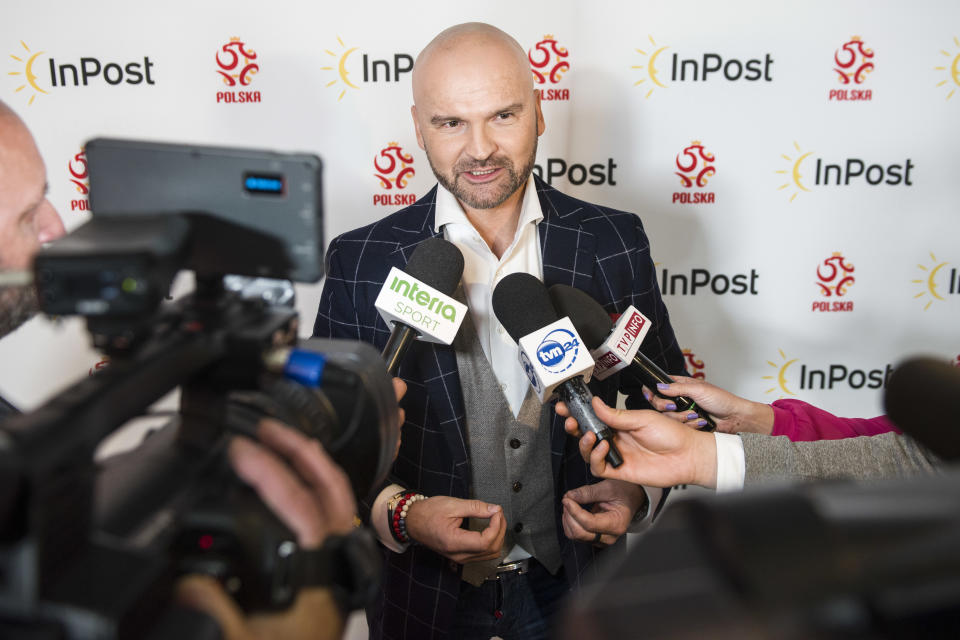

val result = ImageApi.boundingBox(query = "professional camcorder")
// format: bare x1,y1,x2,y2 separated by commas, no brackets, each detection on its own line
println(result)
0,139,400,639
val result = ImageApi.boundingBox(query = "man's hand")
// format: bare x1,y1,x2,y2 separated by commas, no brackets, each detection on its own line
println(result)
557,396,719,489
404,496,506,564
562,479,646,546
177,418,357,639
643,376,774,435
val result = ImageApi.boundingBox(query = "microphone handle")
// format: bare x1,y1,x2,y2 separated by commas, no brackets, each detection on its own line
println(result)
630,353,717,432
381,324,419,376
557,377,623,468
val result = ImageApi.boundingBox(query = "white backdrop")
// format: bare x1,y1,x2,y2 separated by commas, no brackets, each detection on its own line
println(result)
2,0,959,420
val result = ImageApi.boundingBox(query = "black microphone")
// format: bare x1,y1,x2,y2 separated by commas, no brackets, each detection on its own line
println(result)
885,356,960,462
547,284,716,432
376,237,465,375
492,273,623,468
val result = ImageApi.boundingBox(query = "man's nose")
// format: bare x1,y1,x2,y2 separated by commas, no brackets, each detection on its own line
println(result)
35,199,66,244
465,124,497,162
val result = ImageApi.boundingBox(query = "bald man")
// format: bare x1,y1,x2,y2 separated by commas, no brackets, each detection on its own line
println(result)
313,23,686,640
0,100,66,415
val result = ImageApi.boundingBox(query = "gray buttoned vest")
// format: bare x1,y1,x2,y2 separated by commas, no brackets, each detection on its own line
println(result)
454,308,562,585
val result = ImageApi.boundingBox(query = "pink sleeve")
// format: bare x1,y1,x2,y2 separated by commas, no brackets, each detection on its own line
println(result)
770,399,901,441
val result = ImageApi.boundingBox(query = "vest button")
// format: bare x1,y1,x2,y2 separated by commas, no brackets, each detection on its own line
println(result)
512,481,522,492
514,522,524,533
509,438,521,449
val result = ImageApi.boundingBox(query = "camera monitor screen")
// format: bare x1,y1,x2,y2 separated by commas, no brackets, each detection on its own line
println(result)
85,138,324,283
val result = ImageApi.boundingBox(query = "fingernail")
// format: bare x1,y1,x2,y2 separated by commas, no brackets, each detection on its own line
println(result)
687,412,699,420
643,390,651,401
656,383,670,390
665,402,677,411
488,504,500,514
697,419,708,427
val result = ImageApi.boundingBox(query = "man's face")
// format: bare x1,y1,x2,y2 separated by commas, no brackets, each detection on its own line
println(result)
411,37,545,211
0,112,65,336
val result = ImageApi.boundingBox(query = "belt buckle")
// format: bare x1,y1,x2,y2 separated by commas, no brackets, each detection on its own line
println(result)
486,558,530,581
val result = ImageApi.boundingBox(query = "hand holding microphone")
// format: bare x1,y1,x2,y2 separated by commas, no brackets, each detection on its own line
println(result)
547,284,716,432
492,273,623,468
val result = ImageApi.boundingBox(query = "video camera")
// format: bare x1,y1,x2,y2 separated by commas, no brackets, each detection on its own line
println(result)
0,139,400,639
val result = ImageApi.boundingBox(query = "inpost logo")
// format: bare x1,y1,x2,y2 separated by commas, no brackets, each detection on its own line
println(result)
830,36,874,101
672,140,716,204
215,37,260,104
528,34,570,101
7,40,156,105
532,157,617,186
763,349,893,397
912,252,960,311
373,142,417,207
660,266,759,296
631,35,774,99
775,141,914,202
682,349,706,380
68,149,89,212
321,36,412,101
934,36,960,100
812,252,855,312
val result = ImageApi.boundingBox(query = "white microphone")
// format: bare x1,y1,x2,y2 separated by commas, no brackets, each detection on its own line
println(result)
374,237,467,374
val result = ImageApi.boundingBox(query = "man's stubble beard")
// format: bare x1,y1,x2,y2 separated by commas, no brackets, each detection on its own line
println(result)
0,284,38,339
425,132,538,210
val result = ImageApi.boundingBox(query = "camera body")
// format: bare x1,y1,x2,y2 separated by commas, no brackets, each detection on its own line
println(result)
0,140,397,638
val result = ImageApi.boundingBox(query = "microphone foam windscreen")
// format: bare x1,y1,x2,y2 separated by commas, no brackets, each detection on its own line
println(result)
548,284,614,349
492,272,558,342
403,237,465,295
884,357,960,462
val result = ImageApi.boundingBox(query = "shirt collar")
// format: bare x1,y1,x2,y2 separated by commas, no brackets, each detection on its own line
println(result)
433,174,544,236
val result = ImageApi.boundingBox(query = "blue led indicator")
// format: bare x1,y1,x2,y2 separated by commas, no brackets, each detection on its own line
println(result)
244,175,284,194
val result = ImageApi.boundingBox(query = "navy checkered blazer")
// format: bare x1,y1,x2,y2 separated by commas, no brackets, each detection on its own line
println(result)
313,176,686,639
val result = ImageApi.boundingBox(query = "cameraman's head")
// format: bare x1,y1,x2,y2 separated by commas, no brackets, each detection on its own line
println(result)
0,99,66,336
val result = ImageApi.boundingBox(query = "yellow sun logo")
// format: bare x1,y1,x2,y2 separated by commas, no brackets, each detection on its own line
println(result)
631,35,669,99
762,349,798,397
934,37,960,100
8,40,47,105
775,141,814,202
321,37,360,101
912,252,949,311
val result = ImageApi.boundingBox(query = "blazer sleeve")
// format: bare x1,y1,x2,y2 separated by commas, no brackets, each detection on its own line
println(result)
740,431,940,485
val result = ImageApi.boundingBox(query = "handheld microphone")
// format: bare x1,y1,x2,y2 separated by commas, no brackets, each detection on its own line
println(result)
373,237,467,375
547,284,716,432
492,273,623,468
885,356,960,462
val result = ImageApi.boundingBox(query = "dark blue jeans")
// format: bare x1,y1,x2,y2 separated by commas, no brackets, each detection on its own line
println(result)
450,560,569,640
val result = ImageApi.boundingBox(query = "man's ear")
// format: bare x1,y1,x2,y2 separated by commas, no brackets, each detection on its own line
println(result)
534,90,546,137
411,105,426,151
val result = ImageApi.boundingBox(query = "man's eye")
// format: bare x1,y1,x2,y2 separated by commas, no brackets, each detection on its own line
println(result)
442,120,460,128
496,112,514,120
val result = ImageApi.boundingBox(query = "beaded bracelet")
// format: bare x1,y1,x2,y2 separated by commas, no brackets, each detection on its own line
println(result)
388,491,426,544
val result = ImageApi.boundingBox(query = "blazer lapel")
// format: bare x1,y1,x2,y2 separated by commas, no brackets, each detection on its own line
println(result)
387,187,470,470
535,177,598,292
